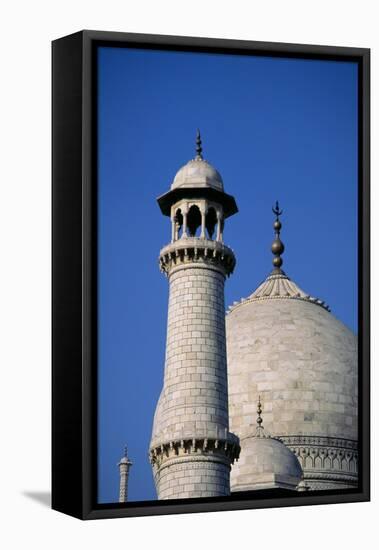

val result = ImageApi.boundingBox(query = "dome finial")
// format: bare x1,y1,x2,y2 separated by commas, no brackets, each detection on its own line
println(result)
271,201,285,273
195,128,203,160
256,396,265,437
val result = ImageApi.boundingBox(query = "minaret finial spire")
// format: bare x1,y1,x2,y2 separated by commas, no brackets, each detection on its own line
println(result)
271,201,285,273
195,129,203,160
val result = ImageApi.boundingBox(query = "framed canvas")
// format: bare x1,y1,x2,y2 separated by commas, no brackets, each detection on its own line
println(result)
52,30,370,520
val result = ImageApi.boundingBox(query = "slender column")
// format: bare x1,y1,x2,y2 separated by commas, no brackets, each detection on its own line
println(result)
171,216,175,243
216,210,222,242
181,206,188,238
200,207,206,238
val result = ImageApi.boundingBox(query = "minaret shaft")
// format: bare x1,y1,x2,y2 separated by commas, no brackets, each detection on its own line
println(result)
151,250,239,499
163,265,228,437
119,464,130,502
118,448,132,503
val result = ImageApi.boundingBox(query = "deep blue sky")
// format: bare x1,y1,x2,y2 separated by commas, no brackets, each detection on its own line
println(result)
98,46,358,503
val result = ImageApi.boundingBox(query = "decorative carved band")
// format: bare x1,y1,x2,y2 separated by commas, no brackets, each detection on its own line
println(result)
305,481,355,490
279,435,358,450
304,472,358,483
149,435,241,471
159,238,236,277
278,435,358,487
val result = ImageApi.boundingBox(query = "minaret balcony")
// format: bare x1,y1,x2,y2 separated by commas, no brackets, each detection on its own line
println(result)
159,237,236,277
149,431,241,470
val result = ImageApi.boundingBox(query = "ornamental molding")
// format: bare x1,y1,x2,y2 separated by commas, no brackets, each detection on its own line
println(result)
149,435,240,471
304,471,358,483
306,481,356,490
278,435,358,484
278,435,358,450
159,238,236,277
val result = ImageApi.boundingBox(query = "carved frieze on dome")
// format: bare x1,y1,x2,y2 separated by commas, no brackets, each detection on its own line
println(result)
279,435,358,489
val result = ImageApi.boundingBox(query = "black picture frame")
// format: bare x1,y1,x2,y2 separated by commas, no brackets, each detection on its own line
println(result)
52,30,370,520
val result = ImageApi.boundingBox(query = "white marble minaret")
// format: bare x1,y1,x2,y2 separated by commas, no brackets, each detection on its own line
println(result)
118,446,132,502
149,132,240,499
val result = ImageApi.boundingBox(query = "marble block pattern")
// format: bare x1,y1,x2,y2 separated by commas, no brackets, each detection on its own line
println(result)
152,266,229,442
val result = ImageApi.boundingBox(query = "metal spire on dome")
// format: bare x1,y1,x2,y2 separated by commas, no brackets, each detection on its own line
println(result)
271,201,285,274
226,201,331,314
195,128,203,160
256,396,265,437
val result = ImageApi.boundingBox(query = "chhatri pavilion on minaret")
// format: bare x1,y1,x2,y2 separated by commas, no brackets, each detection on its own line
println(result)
118,132,358,500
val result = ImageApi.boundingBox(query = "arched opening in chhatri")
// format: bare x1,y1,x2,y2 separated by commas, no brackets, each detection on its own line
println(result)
187,205,201,237
206,207,217,239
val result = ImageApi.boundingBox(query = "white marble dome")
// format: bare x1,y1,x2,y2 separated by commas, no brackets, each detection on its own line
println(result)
226,269,358,490
231,433,303,492
171,157,224,191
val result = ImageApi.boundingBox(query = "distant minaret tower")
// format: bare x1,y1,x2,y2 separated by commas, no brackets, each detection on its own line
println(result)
118,446,132,502
149,131,240,499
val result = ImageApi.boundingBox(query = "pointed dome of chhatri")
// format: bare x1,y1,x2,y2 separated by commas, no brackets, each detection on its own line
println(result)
226,203,358,491
171,130,224,192
231,398,303,492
